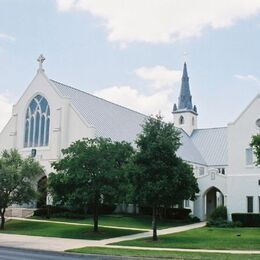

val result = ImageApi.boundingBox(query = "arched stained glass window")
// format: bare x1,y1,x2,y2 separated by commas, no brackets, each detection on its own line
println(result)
24,95,50,147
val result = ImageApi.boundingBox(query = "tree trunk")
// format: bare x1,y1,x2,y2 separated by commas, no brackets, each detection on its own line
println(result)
0,208,6,230
152,206,158,241
133,203,137,215
93,198,99,232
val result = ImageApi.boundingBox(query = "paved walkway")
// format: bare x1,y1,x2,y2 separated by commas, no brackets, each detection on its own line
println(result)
0,220,259,255
100,222,205,245
0,222,205,251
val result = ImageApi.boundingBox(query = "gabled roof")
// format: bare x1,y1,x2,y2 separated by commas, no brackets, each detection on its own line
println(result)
191,127,228,166
51,79,227,166
177,129,206,165
51,79,146,143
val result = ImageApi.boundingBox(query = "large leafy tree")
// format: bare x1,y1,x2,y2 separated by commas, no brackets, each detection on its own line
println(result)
130,115,199,241
0,149,43,229
49,137,133,232
251,134,260,165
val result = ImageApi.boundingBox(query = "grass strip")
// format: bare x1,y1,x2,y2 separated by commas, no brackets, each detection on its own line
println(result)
0,220,142,240
68,246,260,259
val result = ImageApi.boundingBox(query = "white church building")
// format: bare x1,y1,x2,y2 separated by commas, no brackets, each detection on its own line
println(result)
0,56,259,220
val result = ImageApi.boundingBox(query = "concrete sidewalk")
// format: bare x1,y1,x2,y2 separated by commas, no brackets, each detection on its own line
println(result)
0,233,98,252
0,220,259,256
0,222,205,251
99,222,205,245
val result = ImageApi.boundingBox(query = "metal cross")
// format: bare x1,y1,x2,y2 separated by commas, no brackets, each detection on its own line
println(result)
37,54,45,71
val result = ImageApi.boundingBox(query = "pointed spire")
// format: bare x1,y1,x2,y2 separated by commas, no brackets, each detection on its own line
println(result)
178,62,193,110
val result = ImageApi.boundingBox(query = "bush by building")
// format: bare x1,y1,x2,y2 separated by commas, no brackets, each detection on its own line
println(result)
232,213,260,227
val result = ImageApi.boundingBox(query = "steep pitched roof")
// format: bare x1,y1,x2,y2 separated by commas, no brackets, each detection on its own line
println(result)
191,127,228,166
178,62,193,110
177,129,206,165
51,80,146,143
51,79,227,166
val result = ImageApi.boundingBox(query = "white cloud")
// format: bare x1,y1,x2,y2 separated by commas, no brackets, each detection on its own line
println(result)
234,74,260,85
0,33,15,42
56,0,260,44
93,65,181,121
94,85,174,121
0,94,12,131
56,0,76,11
135,66,181,90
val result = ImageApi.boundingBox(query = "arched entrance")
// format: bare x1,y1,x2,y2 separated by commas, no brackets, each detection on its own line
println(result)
37,176,47,208
204,186,224,219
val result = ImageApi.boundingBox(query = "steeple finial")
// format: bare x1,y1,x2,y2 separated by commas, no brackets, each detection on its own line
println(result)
37,54,45,72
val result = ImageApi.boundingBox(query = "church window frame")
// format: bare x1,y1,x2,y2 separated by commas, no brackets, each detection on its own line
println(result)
24,95,50,148
247,196,253,213
245,148,253,166
179,115,184,125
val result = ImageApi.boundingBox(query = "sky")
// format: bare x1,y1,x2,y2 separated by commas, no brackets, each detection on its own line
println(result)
0,0,260,131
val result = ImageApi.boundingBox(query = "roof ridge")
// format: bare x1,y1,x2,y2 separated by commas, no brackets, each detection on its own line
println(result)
194,126,227,131
51,79,148,118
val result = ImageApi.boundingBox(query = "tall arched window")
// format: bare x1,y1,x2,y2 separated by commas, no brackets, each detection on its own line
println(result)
24,95,50,147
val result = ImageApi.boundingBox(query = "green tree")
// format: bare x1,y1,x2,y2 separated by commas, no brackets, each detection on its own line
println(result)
0,149,43,229
251,134,260,165
49,138,133,232
130,115,199,241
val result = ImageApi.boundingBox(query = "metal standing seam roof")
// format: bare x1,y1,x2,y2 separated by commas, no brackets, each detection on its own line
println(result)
191,127,228,166
51,79,227,166
177,129,206,165
51,79,147,143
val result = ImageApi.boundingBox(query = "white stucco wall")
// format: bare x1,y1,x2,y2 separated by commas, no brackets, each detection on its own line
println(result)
227,95,260,219
0,70,97,176
173,111,197,136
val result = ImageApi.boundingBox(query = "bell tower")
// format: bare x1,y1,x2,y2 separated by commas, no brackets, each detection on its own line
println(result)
173,62,198,135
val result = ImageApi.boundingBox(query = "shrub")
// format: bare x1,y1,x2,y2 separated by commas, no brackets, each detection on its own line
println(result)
210,206,227,221
51,212,85,219
207,219,241,228
189,216,201,223
34,206,71,217
34,204,116,218
232,213,260,227
139,206,191,220
87,204,116,215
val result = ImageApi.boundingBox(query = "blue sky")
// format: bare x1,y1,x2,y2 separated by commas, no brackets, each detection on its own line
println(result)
0,0,260,130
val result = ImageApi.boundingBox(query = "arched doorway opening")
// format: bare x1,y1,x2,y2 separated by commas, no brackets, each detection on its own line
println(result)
204,187,224,219
37,175,47,208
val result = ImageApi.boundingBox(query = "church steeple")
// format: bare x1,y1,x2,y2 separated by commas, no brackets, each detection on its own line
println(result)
178,62,193,110
172,62,198,135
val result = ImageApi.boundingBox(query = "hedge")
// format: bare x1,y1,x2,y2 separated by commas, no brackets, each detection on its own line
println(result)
139,206,191,220
232,213,260,227
34,204,116,218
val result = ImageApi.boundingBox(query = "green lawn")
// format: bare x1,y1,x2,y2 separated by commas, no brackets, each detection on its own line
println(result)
32,214,189,229
114,227,260,250
0,220,142,240
68,247,260,259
